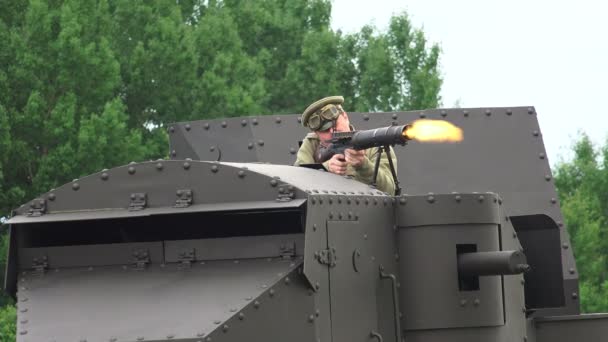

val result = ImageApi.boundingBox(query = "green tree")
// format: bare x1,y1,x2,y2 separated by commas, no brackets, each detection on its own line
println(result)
0,304,16,342
555,134,608,312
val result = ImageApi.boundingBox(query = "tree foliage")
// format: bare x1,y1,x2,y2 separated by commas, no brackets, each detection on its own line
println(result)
554,134,608,312
0,0,444,335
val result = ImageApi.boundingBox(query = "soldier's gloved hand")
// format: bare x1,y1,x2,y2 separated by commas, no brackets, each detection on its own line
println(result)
328,154,347,175
345,148,366,169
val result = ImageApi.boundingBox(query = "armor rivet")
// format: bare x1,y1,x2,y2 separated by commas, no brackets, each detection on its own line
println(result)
539,153,545,159
211,165,219,173
558,221,563,227
72,182,80,191
137,337,144,341
297,117,302,123
258,140,264,146
533,130,539,137
206,338,212,342
474,299,480,306
527,107,535,114
285,277,290,285
374,199,378,205
308,315,315,323
318,199,323,204
521,279,525,285
19,330,27,335
185,124,191,131
204,123,210,130
551,198,557,204
427,195,435,203
312,224,317,231
214,320,221,324
563,243,569,249
239,312,245,320
478,195,484,202
20,297,28,302
523,336,528,342
275,117,282,124
364,234,368,240
171,150,177,156
485,109,491,116
183,162,191,170
572,292,579,299
252,119,258,125
221,121,227,128
254,301,260,308
169,126,175,133
315,282,320,290
238,170,246,178
241,119,247,127
167,334,174,339
156,162,163,170
419,113,426,118
513,232,517,238
365,199,369,205
197,332,205,337
347,199,351,204
270,179,278,187
569,268,575,274
455,195,461,202
328,198,333,204
506,109,512,115
222,325,229,333
290,147,296,154
329,212,333,219
459,299,467,307
399,197,407,205
48,193,56,201
355,199,360,205
128,166,136,175
441,110,447,117
269,289,275,297
101,172,109,180
245,296,252,301
522,307,526,313
545,175,552,181
110,338,117,342
463,110,469,117
363,114,369,121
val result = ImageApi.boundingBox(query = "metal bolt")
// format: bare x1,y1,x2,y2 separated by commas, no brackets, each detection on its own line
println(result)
223,325,229,332
572,292,578,299
399,197,407,205
363,114,369,121
485,109,491,116
48,193,56,201
171,150,177,156
241,119,247,127
258,140,264,146
183,162,191,170
252,118,258,125
197,332,205,337
167,334,175,339
506,109,512,115
474,299,480,306
290,147,296,154
238,170,246,178
315,282,320,290
238,312,245,320
275,117,282,124
254,301,260,308
214,320,221,324
427,195,435,203
297,117,302,123
562,243,569,249
137,337,144,341
308,315,315,323
156,162,163,170
221,121,227,128
441,110,447,117
285,277,291,285
101,172,109,180
269,289,275,297
211,165,219,173
463,110,469,117
185,124,191,131
539,152,545,159
392,113,398,120
478,195,484,202
459,299,467,307
72,183,80,190
169,126,175,133
569,268,575,274
551,198,557,204
527,107,535,114
419,113,426,118
533,130,539,137
204,123,210,130
128,166,136,175
513,232,517,238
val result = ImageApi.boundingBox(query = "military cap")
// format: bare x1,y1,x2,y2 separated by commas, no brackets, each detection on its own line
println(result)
301,96,345,131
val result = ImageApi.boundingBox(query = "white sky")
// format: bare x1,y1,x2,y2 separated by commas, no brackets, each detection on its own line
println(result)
331,0,608,165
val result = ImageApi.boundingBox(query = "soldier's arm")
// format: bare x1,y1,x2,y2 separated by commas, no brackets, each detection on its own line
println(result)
352,147,397,195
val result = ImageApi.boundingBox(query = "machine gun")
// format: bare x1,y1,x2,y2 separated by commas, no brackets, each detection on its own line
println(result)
315,124,413,195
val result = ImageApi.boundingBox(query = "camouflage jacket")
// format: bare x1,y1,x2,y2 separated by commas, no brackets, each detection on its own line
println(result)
294,132,397,195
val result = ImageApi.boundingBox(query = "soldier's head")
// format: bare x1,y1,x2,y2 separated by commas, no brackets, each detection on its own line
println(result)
301,96,350,141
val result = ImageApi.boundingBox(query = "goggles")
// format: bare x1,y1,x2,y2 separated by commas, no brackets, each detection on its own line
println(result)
307,104,344,131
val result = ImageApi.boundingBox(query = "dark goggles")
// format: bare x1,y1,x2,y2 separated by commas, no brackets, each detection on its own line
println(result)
307,104,344,131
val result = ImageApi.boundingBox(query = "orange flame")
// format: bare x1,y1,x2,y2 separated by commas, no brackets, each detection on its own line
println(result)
403,119,463,142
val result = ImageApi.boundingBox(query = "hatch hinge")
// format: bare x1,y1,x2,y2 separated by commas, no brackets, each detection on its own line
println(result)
177,248,196,269
280,242,297,260
174,189,193,208
129,193,147,211
316,247,337,267
276,186,295,202
132,249,150,270
32,256,49,276
27,198,47,217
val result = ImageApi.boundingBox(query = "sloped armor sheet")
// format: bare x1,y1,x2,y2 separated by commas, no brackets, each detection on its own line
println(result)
17,258,301,342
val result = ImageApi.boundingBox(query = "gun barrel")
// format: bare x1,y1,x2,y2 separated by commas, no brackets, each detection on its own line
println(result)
350,124,412,150
457,250,530,276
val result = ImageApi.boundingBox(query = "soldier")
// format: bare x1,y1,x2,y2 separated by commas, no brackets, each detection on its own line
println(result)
295,96,397,195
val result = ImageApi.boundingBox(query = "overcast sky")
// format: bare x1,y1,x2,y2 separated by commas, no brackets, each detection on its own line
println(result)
331,0,608,165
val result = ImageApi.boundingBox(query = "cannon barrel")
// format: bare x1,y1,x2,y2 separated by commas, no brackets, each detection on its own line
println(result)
457,250,530,276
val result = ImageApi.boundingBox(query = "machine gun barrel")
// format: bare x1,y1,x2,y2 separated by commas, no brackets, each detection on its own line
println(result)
457,250,530,276
316,124,412,163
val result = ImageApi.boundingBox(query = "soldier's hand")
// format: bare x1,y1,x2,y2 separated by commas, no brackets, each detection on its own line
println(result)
345,149,366,169
328,154,347,175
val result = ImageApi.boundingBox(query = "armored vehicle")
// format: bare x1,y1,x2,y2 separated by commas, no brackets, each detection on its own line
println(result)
3,107,608,342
